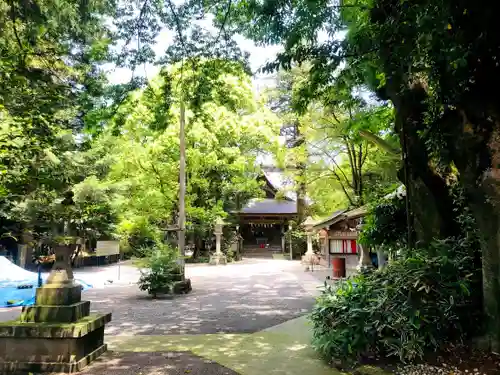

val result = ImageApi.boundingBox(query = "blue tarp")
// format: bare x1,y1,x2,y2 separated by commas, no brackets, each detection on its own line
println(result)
0,256,92,308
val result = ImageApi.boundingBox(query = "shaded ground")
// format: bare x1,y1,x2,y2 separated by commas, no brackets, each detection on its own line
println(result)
0,260,315,335
105,316,337,375
0,261,336,375
86,271,312,335
78,351,238,375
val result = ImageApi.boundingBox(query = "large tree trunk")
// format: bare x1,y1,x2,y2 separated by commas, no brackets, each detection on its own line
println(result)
448,108,500,350
389,81,459,244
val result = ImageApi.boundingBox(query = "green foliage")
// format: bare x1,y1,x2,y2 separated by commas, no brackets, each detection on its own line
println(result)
97,63,279,254
311,239,482,364
264,66,399,213
72,177,118,239
117,217,162,258
138,243,180,297
360,191,408,251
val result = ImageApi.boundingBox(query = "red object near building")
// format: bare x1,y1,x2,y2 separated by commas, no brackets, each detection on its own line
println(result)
332,257,346,278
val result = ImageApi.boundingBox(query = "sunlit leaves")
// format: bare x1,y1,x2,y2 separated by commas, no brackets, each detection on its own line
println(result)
97,64,280,238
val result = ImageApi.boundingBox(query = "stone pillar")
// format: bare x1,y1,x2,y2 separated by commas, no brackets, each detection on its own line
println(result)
215,232,222,255
0,242,112,373
281,226,286,253
357,244,374,273
209,218,227,265
301,217,316,268
306,232,313,255
377,248,387,269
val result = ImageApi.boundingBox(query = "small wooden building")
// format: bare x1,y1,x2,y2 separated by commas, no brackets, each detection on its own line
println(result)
313,206,368,273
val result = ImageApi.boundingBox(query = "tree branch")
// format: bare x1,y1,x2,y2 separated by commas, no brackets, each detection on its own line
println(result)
9,1,23,50
307,140,353,189
214,0,232,46
361,140,369,166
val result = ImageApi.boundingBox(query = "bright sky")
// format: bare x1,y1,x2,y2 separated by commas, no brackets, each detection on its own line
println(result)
105,29,283,91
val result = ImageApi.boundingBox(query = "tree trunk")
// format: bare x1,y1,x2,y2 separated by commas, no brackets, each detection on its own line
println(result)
389,81,459,244
448,108,500,350
294,122,307,223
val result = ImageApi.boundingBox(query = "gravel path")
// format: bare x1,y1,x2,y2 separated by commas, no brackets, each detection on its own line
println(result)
78,351,238,375
0,259,315,335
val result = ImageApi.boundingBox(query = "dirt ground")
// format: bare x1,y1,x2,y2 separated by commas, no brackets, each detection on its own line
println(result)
78,351,239,375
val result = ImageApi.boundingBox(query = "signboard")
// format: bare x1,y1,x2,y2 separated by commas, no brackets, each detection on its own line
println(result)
329,231,359,240
95,241,120,256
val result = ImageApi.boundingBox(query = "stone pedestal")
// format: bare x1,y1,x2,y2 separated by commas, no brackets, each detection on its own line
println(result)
357,244,374,273
377,249,387,269
209,252,227,265
301,230,316,266
209,230,227,265
0,244,112,373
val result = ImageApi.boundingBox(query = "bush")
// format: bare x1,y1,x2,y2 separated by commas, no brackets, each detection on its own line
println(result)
137,243,181,298
359,193,408,252
310,238,482,365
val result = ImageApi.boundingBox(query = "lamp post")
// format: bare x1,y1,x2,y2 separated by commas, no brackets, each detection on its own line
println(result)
288,223,293,260
210,217,227,265
356,219,373,273
236,224,240,261
302,216,316,270
214,217,224,256
303,216,315,256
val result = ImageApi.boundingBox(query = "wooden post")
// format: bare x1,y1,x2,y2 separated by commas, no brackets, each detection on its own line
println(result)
178,97,186,274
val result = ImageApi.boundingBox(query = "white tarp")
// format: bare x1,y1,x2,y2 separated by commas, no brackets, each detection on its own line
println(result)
0,256,91,307
0,255,48,287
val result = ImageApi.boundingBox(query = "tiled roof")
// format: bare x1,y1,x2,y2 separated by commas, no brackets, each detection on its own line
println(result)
312,209,346,229
312,206,368,229
240,198,297,215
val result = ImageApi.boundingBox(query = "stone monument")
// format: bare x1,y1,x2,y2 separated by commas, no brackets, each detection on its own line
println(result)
0,241,112,373
209,217,227,265
301,216,318,269
356,221,374,273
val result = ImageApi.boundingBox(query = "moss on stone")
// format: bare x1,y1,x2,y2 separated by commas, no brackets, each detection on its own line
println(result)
0,313,111,338
352,365,392,375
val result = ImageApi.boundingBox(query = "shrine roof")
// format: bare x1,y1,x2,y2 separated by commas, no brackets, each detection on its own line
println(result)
312,206,368,230
240,198,297,215
312,209,346,229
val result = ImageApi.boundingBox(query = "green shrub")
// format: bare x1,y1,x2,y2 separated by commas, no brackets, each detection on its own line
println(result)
310,238,482,364
137,243,181,298
359,194,408,252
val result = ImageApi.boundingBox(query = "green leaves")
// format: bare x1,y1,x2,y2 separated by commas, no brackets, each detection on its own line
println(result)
93,62,279,249
311,239,482,364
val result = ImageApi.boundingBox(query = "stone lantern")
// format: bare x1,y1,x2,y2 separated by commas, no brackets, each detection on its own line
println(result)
0,237,111,373
301,216,317,267
209,217,227,265
356,219,374,272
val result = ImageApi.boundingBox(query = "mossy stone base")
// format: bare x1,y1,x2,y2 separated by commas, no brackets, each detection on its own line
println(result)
209,253,227,265
35,283,82,306
20,301,91,323
352,365,392,375
0,343,107,374
0,313,111,373
172,278,192,294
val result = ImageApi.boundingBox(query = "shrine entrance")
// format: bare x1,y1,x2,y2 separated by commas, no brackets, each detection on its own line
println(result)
236,213,296,255
241,222,283,249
